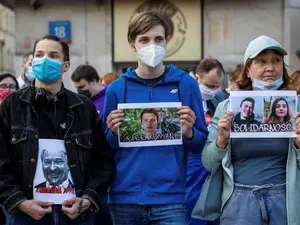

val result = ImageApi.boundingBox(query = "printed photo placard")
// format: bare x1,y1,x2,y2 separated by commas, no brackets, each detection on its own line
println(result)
118,102,182,147
33,139,76,204
230,91,297,138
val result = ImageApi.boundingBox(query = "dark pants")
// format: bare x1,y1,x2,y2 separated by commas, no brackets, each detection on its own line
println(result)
0,205,8,225
110,204,187,225
93,196,113,225
7,205,93,225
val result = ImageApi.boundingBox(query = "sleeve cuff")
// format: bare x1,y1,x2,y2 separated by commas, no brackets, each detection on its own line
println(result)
212,140,227,161
81,189,102,212
183,127,199,146
107,130,119,150
3,191,27,213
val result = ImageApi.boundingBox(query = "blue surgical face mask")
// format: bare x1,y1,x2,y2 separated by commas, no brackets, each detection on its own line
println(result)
251,76,283,90
32,57,63,83
25,66,35,82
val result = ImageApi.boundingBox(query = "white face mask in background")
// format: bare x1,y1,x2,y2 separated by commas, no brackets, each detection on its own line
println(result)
251,76,283,90
137,44,166,68
199,84,219,101
25,66,35,82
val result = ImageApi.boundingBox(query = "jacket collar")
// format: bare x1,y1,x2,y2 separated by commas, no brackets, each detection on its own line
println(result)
123,65,183,83
19,82,84,109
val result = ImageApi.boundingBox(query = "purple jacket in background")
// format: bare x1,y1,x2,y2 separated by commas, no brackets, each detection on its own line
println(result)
91,84,108,120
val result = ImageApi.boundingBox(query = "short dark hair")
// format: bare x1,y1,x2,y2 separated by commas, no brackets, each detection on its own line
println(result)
128,12,171,45
71,65,100,82
140,108,159,122
0,73,19,90
33,35,70,61
22,51,33,64
196,58,225,78
240,97,255,109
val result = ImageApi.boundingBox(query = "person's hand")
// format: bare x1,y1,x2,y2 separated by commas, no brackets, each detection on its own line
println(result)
178,106,196,140
107,110,124,135
17,200,53,220
294,113,300,148
217,111,232,149
61,198,91,220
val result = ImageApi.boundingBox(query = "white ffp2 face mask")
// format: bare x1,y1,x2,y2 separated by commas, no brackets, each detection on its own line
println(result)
252,76,283,90
137,44,166,68
199,84,219,101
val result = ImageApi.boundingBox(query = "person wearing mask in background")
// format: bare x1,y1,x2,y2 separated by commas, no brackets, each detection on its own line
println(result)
0,73,19,225
192,58,225,128
72,66,114,225
104,12,208,225
17,52,34,88
0,73,19,104
0,35,115,225
202,35,300,225
213,64,243,104
101,72,120,86
186,58,224,225
71,65,108,119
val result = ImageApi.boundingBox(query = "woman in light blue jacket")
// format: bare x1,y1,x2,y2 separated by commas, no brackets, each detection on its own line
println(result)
202,35,300,225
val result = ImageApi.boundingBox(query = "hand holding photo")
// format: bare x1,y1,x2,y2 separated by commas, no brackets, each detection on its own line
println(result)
118,102,182,147
230,91,297,138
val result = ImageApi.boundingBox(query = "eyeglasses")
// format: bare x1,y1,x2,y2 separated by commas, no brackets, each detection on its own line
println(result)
0,84,17,90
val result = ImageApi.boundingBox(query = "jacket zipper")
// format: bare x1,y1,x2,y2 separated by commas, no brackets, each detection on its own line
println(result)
149,87,153,101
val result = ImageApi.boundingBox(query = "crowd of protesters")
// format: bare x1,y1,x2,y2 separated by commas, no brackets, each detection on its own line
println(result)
0,11,300,225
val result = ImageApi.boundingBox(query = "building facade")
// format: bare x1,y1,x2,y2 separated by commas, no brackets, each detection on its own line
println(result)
0,3,15,74
9,0,300,91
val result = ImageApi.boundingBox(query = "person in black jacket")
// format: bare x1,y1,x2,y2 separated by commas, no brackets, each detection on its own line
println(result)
0,35,115,225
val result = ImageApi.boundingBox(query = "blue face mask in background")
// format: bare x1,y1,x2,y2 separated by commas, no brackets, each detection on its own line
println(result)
32,57,63,83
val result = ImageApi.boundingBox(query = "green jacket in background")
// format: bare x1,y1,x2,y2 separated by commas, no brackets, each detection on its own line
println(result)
202,99,300,225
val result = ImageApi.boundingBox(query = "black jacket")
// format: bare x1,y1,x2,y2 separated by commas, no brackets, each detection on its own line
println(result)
0,86,115,213
233,112,261,125
206,99,217,117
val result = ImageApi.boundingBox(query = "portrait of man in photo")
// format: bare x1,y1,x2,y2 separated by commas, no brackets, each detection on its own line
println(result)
141,108,159,139
35,149,74,188
233,97,261,125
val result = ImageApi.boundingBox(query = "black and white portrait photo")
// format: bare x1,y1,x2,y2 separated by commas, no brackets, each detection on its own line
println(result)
33,139,76,204
34,149,74,189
